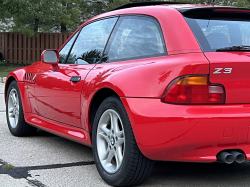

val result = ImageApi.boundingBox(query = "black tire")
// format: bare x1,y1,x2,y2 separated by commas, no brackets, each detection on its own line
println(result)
92,96,155,186
6,81,37,136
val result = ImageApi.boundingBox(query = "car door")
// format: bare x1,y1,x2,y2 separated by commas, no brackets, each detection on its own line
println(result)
35,17,118,128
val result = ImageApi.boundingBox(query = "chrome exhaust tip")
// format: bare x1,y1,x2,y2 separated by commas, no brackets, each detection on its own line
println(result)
219,151,234,164
230,151,245,164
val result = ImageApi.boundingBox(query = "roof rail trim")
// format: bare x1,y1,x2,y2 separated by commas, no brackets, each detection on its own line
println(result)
112,1,192,11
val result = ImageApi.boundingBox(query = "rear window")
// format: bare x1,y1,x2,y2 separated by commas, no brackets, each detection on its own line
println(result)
184,12,250,52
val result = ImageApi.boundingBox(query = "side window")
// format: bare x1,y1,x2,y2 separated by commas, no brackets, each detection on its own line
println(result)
59,31,79,64
66,17,118,64
103,16,166,63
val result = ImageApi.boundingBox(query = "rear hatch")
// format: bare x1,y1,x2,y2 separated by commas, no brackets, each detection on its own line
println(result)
182,7,250,103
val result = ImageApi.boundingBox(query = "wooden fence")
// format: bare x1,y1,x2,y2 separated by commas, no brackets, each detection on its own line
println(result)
0,32,72,64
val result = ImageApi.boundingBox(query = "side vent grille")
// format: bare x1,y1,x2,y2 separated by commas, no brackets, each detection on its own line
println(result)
24,73,33,82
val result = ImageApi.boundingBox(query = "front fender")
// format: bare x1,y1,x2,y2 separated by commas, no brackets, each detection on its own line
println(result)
5,68,26,103
4,61,45,113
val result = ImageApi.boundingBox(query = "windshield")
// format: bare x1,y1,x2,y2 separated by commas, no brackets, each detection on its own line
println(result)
185,18,250,52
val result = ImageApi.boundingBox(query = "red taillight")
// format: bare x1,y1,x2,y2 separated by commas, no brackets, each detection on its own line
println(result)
161,75,225,105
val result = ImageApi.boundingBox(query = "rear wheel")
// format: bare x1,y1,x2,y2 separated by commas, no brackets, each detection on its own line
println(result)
6,81,37,136
92,96,154,186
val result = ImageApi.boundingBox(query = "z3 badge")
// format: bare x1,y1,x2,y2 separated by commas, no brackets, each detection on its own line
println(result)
213,68,232,74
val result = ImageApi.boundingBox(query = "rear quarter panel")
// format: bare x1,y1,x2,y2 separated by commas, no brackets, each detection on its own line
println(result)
82,53,209,131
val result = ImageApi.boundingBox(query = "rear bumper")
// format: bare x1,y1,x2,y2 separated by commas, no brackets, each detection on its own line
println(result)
121,97,250,162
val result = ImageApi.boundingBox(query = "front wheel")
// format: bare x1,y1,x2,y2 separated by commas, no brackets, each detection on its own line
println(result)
92,96,154,186
6,81,37,136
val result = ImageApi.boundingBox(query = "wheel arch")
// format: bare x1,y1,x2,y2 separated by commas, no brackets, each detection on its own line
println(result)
4,76,17,103
5,72,32,114
4,66,28,103
88,87,120,136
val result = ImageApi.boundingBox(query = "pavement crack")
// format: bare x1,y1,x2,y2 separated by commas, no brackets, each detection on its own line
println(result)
0,159,46,187
1,159,95,186
15,161,95,174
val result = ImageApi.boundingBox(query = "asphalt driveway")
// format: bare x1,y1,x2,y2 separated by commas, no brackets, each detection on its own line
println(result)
1,82,250,187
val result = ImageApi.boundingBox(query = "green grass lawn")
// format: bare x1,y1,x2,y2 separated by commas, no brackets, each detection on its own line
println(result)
0,63,28,77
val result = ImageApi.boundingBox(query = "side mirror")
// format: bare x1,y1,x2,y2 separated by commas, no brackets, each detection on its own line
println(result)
41,49,59,71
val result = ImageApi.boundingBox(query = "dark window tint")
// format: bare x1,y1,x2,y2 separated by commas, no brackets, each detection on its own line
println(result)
66,17,118,64
59,31,79,64
185,17,250,52
104,16,166,62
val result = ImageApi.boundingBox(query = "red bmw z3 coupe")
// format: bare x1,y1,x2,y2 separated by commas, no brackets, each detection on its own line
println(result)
5,2,250,186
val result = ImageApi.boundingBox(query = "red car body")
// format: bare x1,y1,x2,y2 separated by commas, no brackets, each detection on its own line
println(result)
5,4,250,164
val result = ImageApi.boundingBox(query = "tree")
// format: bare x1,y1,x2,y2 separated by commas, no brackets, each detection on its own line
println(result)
1,0,250,35
78,0,130,22
0,0,81,35
0,0,130,35
0,0,17,31
169,0,250,7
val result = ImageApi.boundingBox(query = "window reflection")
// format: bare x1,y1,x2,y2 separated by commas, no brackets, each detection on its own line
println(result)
66,17,118,64
59,31,79,64
194,19,250,50
104,16,166,62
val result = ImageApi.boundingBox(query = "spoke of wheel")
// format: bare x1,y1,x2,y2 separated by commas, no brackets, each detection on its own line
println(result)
15,114,18,124
114,153,120,168
9,118,15,125
100,125,111,136
13,115,16,125
16,94,19,105
99,132,110,144
115,150,123,168
9,107,14,113
14,93,17,103
9,107,15,118
117,137,124,146
106,150,114,165
9,113,15,118
115,130,124,138
110,112,118,133
10,94,15,104
100,148,109,161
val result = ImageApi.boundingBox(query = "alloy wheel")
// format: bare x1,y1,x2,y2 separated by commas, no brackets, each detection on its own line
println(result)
7,88,19,128
96,109,125,173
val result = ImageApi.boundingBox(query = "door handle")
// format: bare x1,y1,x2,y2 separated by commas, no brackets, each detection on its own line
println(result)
70,76,81,82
